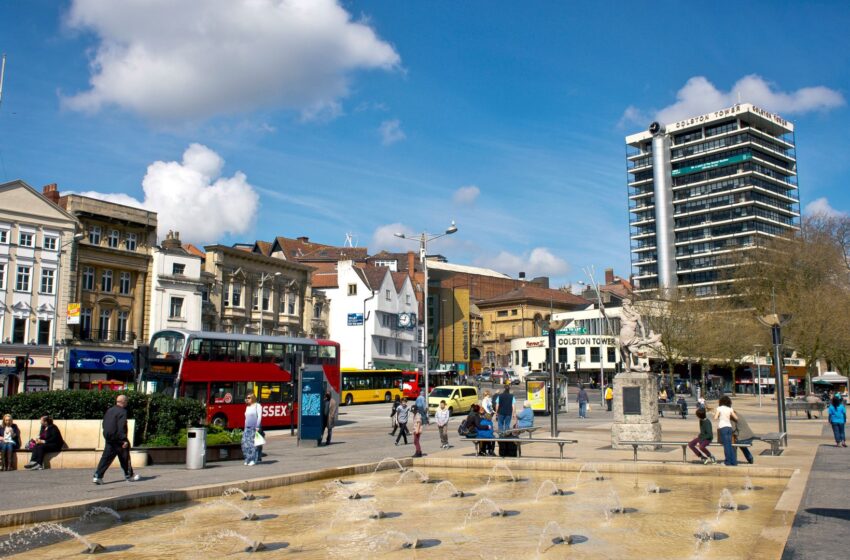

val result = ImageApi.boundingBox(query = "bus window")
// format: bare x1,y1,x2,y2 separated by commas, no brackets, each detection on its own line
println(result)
210,339,235,362
318,345,337,364
301,345,319,365
256,382,287,403
342,374,354,391
355,375,372,390
150,331,186,359
248,342,262,363
235,340,251,362
183,382,208,405
210,382,249,404
263,343,284,363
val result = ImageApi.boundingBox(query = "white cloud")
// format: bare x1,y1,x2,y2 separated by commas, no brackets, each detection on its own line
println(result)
618,105,648,129
452,185,480,205
76,144,259,244
475,247,570,279
379,119,405,145
623,75,845,126
371,223,416,251
63,0,401,121
804,197,845,217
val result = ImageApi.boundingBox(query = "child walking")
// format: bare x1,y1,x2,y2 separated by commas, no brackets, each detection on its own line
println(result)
435,400,450,449
688,407,716,464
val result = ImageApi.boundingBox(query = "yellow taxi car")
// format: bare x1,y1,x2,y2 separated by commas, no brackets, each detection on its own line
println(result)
427,385,479,416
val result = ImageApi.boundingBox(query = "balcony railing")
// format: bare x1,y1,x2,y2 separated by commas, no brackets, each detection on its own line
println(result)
75,329,137,344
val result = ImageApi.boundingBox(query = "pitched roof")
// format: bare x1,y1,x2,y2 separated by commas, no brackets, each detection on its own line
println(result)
390,271,408,292
359,266,390,291
477,284,591,308
184,244,206,258
253,240,273,257
271,236,368,262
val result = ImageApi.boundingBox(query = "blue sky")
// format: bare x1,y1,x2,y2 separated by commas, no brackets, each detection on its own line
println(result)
1,1,848,287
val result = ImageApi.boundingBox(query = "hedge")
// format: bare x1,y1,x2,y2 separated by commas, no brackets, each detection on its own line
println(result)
0,390,205,445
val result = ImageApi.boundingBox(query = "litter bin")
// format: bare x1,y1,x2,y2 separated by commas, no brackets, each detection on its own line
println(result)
186,427,207,470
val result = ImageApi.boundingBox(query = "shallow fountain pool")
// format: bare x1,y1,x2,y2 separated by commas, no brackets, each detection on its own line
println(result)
0,464,788,559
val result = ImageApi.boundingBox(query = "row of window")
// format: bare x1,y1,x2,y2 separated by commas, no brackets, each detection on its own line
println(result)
79,308,132,341
0,229,61,251
4,317,52,345
0,263,56,294
676,236,753,257
495,309,520,317
87,226,139,251
183,338,337,364
512,346,618,367
376,337,406,357
222,283,300,314
673,175,795,202
82,266,133,295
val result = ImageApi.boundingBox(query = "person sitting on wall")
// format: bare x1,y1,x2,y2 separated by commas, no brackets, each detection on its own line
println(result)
24,416,64,470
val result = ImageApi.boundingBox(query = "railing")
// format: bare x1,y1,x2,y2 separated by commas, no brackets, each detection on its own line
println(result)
75,329,137,343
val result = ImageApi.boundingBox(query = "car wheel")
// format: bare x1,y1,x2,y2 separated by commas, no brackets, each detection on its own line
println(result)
345,394,353,406
384,392,392,402
211,414,227,428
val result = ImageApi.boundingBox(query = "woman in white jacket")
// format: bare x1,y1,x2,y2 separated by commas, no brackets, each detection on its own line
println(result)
435,400,451,449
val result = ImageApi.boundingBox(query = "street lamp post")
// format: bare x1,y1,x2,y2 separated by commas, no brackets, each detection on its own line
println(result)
50,232,84,391
395,222,457,397
754,344,763,408
757,313,792,445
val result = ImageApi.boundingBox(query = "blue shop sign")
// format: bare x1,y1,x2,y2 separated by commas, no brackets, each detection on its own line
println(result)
70,349,135,372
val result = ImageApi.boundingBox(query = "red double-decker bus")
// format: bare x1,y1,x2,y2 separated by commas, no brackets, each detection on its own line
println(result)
147,329,340,429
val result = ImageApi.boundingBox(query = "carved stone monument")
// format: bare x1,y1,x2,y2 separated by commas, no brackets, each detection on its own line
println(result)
611,298,662,449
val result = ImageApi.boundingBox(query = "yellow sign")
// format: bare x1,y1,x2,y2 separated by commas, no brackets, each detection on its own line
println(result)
527,380,547,411
67,303,81,325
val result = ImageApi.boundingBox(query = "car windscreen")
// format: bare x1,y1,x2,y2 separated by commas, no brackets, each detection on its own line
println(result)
429,388,454,398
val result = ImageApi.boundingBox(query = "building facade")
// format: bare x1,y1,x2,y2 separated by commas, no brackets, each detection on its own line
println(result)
55,189,158,390
0,181,80,394
150,231,204,334
325,261,418,370
627,103,800,297
202,245,312,336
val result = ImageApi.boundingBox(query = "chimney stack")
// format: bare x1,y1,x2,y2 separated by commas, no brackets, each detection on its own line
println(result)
161,230,183,251
42,183,60,204
407,251,416,281
605,268,615,285
297,236,309,243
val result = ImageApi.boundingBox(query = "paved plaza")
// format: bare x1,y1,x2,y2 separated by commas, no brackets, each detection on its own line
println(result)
0,389,846,558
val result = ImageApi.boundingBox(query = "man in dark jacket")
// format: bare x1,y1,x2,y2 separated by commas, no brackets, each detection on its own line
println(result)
93,395,138,484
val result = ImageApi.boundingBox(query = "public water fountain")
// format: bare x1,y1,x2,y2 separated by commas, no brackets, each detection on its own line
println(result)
464,498,507,524
396,468,429,484
535,479,571,500
536,521,586,553
485,464,516,485
325,479,362,499
80,507,122,523
645,482,668,494
430,480,466,499
718,488,738,512
575,463,605,488
373,457,407,473
212,530,265,553
223,487,256,501
0,523,105,555
203,500,259,521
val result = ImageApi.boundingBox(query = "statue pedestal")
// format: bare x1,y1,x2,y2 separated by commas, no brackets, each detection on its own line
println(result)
611,370,661,449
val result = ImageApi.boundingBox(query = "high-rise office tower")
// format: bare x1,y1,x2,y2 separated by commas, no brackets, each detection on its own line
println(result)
626,103,800,297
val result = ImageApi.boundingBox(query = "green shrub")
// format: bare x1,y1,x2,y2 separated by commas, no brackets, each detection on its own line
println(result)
144,434,178,447
175,425,242,447
0,390,205,445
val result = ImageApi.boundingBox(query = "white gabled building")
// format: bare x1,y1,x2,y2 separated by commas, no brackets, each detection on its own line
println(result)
149,231,204,334
325,260,418,370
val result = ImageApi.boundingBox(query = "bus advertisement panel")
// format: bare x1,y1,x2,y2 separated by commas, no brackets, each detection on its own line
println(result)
147,329,340,429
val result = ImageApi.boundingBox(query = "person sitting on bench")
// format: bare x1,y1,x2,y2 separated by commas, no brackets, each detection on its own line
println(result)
515,400,534,429
24,416,64,470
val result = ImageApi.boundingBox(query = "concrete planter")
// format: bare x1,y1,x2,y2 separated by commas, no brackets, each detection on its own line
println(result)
129,449,149,467
137,443,244,465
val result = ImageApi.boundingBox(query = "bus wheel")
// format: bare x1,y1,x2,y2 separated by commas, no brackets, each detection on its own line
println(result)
345,394,353,406
212,414,227,428
384,392,392,402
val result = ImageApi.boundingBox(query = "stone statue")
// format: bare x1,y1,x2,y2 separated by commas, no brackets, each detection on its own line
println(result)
619,298,661,372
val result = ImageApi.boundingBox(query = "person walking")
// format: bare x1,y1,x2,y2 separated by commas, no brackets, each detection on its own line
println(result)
320,392,337,446
411,405,424,457
714,395,738,466
495,384,515,433
435,400,451,449
827,395,847,447
688,408,716,464
24,416,64,470
1,414,21,471
577,384,589,419
242,393,262,466
415,390,430,425
394,398,410,445
93,395,139,484
732,413,755,464
604,385,614,412
389,395,401,436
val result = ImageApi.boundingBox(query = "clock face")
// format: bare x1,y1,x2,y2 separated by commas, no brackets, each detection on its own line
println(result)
398,313,411,327
649,121,661,134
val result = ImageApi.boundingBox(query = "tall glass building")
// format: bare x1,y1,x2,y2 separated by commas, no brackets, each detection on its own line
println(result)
626,103,800,297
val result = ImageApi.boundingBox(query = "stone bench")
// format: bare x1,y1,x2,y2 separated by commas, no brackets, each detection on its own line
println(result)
467,437,578,459
618,440,753,463
12,419,135,470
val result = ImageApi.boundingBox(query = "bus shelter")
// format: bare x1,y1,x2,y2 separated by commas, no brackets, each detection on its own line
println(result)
524,372,568,415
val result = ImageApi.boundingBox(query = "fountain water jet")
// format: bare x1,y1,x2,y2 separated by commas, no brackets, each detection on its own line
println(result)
464,498,506,525
215,530,265,553
81,507,122,523
2,523,105,554
485,464,516,485
204,499,259,521
223,487,256,501
535,479,570,500
373,457,407,474
396,468,429,484
718,488,738,512
430,480,466,499
536,521,583,552
646,482,661,494
575,463,605,488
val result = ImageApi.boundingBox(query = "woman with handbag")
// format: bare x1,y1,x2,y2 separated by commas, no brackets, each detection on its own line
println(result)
242,393,263,466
